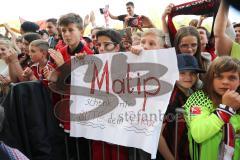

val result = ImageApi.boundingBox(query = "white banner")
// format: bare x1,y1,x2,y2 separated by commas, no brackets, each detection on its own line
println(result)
70,48,178,158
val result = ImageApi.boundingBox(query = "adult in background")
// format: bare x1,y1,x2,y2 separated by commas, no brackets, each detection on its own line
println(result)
46,18,59,49
108,2,138,28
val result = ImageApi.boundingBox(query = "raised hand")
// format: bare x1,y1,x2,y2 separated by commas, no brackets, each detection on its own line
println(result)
130,45,143,55
22,67,33,79
222,89,240,111
75,52,87,60
48,49,64,67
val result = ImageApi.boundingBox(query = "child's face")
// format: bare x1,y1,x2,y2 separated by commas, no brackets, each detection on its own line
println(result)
91,29,100,45
213,71,240,96
0,44,9,60
140,34,163,50
96,35,119,54
177,71,197,89
29,45,45,63
179,35,198,56
60,23,82,49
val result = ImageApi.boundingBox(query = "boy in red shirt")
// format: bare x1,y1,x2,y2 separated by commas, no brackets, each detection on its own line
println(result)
46,13,93,160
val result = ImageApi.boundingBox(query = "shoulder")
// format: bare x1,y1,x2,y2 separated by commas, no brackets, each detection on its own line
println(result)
59,46,71,61
118,14,127,21
184,90,213,110
231,42,240,60
59,45,68,53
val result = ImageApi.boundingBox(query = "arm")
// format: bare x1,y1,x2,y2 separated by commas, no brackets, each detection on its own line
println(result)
230,115,240,134
4,48,24,82
4,24,21,54
108,11,118,20
158,123,174,160
197,15,206,27
162,4,174,47
214,0,233,56
90,11,96,28
161,4,174,34
184,91,224,143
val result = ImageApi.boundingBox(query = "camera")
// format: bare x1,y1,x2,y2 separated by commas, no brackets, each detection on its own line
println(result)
99,8,104,14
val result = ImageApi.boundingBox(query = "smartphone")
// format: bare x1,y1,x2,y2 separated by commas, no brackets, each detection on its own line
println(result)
127,17,138,27
99,8,104,14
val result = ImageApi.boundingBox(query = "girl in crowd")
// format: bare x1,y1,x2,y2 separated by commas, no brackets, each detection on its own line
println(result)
0,39,23,83
184,56,240,160
174,26,210,81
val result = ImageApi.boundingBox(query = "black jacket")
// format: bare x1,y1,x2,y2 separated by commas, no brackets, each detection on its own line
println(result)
0,81,65,160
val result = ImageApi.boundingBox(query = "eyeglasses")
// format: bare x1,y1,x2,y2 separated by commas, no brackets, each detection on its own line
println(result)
96,42,116,51
179,43,198,49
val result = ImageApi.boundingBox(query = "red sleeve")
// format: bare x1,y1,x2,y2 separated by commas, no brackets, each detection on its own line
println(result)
83,44,94,55
30,65,39,79
59,46,71,62
167,15,177,46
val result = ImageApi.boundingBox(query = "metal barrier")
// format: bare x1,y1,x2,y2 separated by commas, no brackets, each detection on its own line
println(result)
63,135,142,160
174,107,185,160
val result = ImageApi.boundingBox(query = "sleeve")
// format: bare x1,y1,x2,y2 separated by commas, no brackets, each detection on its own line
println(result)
167,15,177,46
184,91,224,143
231,42,240,60
230,114,240,133
117,15,126,21
164,32,172,47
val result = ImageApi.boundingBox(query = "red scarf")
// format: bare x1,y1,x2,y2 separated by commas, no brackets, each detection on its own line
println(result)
167,0,220,45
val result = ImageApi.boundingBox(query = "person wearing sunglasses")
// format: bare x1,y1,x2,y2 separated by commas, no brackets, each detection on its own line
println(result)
95,29,125,54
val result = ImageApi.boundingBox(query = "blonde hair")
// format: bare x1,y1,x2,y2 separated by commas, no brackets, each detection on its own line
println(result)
0,39,18,53
30,39,49,52
141,28,165,48
0,39,15,49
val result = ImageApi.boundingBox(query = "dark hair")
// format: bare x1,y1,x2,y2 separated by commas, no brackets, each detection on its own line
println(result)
58,13,83,30
174,26,203,69
46,18,58,26
233,23,240,28
203,56,240,106
20,21,40,33
22,32,41,43
96,29,124,51
126,1,134,7
38,29,49,36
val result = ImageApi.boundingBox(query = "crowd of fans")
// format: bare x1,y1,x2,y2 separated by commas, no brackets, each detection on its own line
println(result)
0,0,239,159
